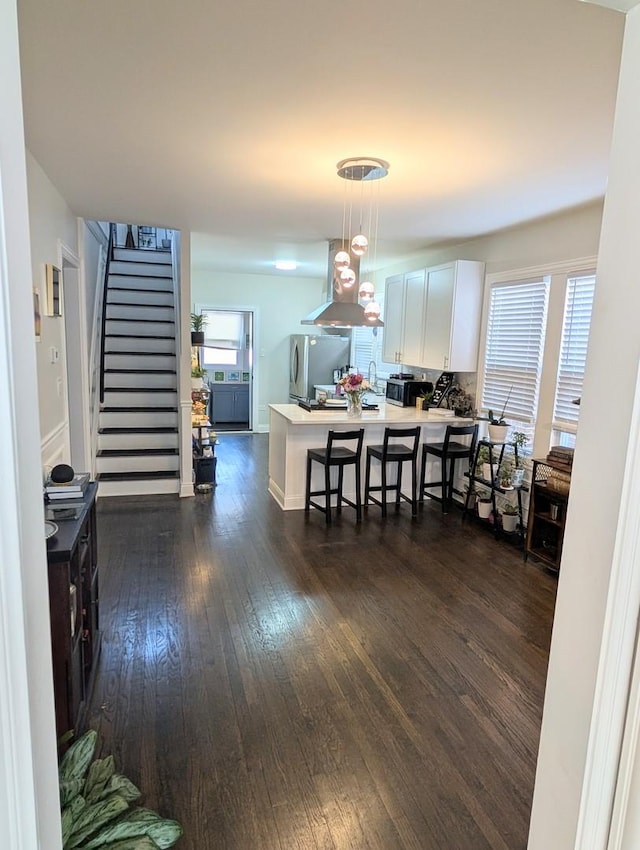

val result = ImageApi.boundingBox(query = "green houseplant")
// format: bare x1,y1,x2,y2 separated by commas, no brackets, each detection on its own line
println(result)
417,388,434,410
510,430,530,486
500,500,519,533
190,312,207,345
487,386,513,443
58,730,182,849
476,486,493,519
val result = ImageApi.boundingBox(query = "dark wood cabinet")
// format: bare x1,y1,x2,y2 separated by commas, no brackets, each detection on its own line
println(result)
525,459,571,571
45,483,100,737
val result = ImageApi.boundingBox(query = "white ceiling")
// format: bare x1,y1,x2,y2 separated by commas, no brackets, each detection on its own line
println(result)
17,0,624,279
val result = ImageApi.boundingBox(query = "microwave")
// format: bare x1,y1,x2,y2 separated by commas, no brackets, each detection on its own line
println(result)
385,379,433,407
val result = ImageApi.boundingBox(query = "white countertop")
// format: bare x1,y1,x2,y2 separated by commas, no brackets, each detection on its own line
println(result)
270,402,472,427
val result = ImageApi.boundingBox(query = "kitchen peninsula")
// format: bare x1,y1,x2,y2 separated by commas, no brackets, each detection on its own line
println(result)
268,402,473,510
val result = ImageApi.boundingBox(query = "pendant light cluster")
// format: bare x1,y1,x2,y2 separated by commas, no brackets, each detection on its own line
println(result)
334,157,389,324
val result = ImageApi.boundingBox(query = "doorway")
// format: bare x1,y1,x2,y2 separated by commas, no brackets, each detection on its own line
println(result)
199,308,254,432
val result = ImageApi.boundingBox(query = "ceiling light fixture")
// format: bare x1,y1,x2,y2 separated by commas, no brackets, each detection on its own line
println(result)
333,157,388,324
275,260,298,271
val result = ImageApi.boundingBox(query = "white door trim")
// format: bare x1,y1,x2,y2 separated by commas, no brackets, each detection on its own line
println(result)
574,359,640,849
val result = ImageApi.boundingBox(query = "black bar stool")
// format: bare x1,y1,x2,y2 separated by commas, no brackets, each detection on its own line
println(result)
305,429,365,524
419,423,478,513
364,426,421,517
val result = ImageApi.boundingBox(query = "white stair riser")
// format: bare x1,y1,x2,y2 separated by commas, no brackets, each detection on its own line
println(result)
104,336,176,354
108,275,173,292
96,454,179,474
104,372,177,389
108,290,174,307
113,248,172,265
109,261,173,277
103,390,177,406
107,304,175,322
105,353,176,370
100,410,178,428
98,432,178,451
98,478,179,498
106,319,175,337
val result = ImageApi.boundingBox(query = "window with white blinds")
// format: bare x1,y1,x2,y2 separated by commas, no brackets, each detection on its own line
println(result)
481,279,549,424
351,293,392,379
553,273,596,429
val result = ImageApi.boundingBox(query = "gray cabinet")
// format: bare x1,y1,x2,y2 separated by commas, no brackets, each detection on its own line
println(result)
210,384,250,423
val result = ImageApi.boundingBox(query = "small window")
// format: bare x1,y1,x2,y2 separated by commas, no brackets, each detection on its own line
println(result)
202,347,237,366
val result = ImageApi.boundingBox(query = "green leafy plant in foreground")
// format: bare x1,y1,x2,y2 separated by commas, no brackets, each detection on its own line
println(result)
59,730,182,849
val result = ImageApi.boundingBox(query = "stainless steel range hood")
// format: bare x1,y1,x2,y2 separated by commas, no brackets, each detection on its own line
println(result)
301,239,384,328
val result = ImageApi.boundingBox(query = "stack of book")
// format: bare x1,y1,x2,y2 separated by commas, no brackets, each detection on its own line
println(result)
45,471,90,502
546,445,574,472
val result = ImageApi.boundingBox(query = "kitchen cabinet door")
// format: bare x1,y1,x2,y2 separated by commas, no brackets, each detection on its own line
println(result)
382,274,405,364
233,385,250,422
382,270,426,366
421,260,484,372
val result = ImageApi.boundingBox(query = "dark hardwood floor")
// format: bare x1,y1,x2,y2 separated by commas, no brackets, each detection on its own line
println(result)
88,433,557,849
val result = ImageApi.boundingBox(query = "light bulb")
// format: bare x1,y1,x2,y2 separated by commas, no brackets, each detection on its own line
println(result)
334,251,350,270
365,300,381,319
340,268,356,288
351,234,368,256
358,281,375,301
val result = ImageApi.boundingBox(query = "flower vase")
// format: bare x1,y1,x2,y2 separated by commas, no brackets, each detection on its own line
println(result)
346,393,363,418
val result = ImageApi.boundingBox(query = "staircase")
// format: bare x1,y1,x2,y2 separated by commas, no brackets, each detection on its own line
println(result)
96,246,181,497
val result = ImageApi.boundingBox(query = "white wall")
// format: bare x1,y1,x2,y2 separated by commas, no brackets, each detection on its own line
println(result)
190,264,325,430
25,150,78,468
381,200,604,280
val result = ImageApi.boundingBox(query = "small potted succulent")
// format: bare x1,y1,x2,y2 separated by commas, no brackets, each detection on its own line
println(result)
476,445,496,482
191,364,207,389
500,501,519,533
498,457,515,489
416,388,434,410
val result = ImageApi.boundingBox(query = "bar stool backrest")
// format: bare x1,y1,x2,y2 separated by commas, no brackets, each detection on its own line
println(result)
327,428,365,456
382,426,421,458
442,423,478,458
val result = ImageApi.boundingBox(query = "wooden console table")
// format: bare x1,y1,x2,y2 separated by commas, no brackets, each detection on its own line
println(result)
45,482,100,737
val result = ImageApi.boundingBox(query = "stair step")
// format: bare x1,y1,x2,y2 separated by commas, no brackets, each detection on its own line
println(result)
105,368,177,375
103,389,177,406
101,405,178,412
104,372,177,389
105,316,175,324
105,333,175,340
99,409,179,428
103,386,177,393
108,288,174,304
97,471,180,481
109,261,173,277
104,350,176,357
107,300,175,313
106,321,176,337
100,427,178,434
112,249,172,265
98,448,179,457
107,275,173,292
97,476,180,497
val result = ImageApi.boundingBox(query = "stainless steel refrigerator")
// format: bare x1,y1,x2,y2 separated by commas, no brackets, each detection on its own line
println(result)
289,334,350,401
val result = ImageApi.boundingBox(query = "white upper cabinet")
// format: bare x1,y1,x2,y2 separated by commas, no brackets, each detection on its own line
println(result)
382,270,427,365
421,260,485,371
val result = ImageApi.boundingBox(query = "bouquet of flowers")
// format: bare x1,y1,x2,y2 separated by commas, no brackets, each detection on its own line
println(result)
338,372,371,398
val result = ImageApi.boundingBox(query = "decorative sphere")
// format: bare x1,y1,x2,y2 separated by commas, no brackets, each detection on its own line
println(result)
334,251,350,270
351,234,368,256
340,268,356,288
358,281,375,301
51,463,75,483
365,300,381,319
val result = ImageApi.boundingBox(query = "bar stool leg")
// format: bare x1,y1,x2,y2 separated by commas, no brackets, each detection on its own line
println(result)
381,460,388,518
441,456,448,513
364,451,372,507
411,458,418,516
396,462,403,510
419,449,428,504
305,455,312,513
354,461,362,523
447,457,456,508
324,461,332,525
337,466,344,515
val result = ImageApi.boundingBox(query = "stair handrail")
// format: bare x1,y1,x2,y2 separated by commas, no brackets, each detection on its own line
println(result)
99,223,115,404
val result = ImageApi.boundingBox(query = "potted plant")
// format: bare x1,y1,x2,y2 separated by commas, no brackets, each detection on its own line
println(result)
509,430,530,486
498,457,514,489
476,486,493,519
500,501,519,533
191,364,207,389
487,386,513,442
476,445,496,481
191,312,207,345
416,388,434,410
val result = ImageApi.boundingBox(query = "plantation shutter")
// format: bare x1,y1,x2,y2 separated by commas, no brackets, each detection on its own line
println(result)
553,274,596,429
202,310,244,349
481,279,549,424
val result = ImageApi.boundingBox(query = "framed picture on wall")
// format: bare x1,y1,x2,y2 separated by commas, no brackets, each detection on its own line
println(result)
33,289,41,341
45,264,62,316
227,370,240,382
213,371,225,382
242,371,250,382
